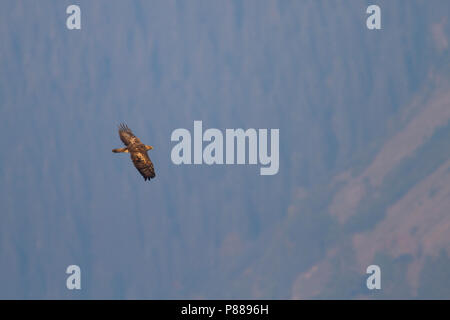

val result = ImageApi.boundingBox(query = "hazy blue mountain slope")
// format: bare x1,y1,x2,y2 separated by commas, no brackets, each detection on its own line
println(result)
0,1,449,298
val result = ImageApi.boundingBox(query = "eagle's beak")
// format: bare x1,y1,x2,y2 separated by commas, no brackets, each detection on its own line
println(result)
146,145,153,150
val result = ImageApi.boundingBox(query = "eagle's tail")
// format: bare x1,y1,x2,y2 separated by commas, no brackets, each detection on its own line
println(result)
112,147,129,153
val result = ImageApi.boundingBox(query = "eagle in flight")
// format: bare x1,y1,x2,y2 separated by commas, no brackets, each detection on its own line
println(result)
112,124,156,181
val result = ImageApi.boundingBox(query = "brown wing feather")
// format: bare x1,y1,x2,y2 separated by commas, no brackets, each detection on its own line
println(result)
118,123,141,146
130,150,156,181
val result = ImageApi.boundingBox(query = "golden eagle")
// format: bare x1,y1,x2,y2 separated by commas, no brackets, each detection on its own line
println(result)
112,124,156,181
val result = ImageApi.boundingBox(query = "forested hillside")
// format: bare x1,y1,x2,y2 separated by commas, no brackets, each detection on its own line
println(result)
0,0,449,298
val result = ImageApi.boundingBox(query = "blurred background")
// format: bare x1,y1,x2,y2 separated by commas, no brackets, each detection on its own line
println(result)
1,0,450,299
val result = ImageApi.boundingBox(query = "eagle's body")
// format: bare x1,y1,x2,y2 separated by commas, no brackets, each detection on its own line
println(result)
112,124,156,181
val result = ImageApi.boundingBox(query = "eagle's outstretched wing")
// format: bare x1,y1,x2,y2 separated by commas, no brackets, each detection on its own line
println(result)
118,123,141,146
131,151,156,181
